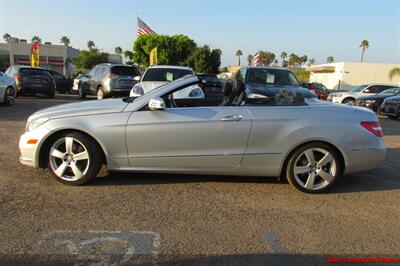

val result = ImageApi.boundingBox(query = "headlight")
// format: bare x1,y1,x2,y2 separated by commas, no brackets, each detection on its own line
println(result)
247,93,267,98
130,85,144,97
189,88,203,97
335,94,343,97
26,117,50,132
365,100,376,104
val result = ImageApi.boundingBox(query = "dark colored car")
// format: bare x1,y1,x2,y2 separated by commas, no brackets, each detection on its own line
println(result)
231,67,316,104
379,95,400,119
5,66,56,98
80,63,141,100
197,73,224,98
303,82,330,100
355,87,400,112
47,70,73,94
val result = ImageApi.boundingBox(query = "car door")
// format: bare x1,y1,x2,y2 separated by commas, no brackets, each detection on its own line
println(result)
0,72,5,91
126,89,252,169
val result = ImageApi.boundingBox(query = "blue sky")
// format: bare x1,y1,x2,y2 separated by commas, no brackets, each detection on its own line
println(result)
0,0,399,66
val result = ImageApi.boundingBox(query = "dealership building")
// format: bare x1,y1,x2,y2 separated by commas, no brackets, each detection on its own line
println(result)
308,62,400,91
0,37,122,75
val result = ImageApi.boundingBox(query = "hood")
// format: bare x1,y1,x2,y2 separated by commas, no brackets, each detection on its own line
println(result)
141,81,168,93
247,84,316,98
28,99,128,122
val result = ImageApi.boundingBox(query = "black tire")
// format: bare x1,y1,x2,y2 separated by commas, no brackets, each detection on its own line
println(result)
388,115,399,120
47,132,103,186
78,85,86,99
4,86,16,106
285,142,343,193
342,98,355,105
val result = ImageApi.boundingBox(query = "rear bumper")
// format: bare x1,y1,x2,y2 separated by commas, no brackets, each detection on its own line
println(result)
18,85,55,94
344,146,386,174
106,88,132,97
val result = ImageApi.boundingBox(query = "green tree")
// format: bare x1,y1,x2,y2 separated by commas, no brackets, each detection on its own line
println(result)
133,34,196,67
114,46,123,55
388,67,400,81
308,58,315,66
280,52,287,66
300,55,308,67
72,49,109,72
124,50,134,60
247,54,253,66
360,39,369,62
186,45,221,74
288,53,299,67
31,35,42,43
258,51,275,66
236,50,243,66
87,40,96,50
327,56,334,63
3,33,11,42
60,36,70,46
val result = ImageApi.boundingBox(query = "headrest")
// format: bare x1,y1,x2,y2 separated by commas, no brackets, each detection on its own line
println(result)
233,79,245,96
223,82,233,97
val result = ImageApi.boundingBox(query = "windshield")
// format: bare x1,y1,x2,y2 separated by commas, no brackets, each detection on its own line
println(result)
351,85,367,92
378,88,400,95
246,69,300,86
142,68,193,82
111,66,140,76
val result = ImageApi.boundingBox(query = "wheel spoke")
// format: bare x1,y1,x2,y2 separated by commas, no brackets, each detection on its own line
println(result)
305,172,316,189
304,149,315,164
73,151,89,161
51,149,65,159
65,137,74,154
319,170,334,183
70,163,83,179
294,166,310,175
317,153,333,168
55,161,68,177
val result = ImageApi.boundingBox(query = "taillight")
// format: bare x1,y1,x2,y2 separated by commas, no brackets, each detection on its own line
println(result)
105,72,117,79
360,121,383,137
15,74,23,80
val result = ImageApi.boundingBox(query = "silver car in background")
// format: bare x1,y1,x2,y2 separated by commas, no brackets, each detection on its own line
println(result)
0,71,17,106
19,74,386,193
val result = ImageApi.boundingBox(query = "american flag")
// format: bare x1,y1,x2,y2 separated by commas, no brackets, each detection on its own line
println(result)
252,52,261,66
137,17,157,37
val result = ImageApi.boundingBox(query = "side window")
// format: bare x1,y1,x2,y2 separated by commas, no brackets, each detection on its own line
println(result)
235,68,245,81
88,67,96,77
0,72,3,76
365,86,377,93
245,91,306,106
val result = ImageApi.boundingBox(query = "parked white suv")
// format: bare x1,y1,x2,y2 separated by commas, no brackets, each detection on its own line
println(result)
328,84,396,105
130,65,204,99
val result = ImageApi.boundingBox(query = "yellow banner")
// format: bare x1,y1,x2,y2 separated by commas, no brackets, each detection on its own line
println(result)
31,42,40,67
149,47,157,66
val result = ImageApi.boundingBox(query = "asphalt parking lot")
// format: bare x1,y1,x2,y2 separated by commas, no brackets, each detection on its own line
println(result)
0,94,399,265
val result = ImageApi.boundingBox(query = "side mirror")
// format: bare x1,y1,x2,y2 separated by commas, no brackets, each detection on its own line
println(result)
148,97,165,111
133,76,141,82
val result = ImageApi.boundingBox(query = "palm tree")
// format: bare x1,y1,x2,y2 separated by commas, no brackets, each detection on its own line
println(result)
236,50,243,66
3,33,11,42
31,35,42,43
247,54,253,66
327,56,334,63
87,40,95,49
60,36,70,46
308,58,315,66
388,67,400,81
114,46,123,55
280,52,287,66
359,39,369,62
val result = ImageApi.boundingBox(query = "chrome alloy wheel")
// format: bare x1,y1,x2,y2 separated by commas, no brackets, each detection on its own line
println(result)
292,148,337,191
97,88,104,100
5,87,15,105
49,137,90,181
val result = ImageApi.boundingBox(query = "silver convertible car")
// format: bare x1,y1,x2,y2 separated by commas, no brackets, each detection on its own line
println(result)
19,72,386,193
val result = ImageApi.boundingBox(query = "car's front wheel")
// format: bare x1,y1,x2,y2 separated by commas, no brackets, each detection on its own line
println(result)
286,143,343,193
342,98,355,105
47,132,103,185
78,85,86,99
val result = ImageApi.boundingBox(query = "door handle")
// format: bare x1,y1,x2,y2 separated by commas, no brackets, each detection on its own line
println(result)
220,115,243,121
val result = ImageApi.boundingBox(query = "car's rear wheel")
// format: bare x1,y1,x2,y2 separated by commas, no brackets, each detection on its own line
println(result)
286,143,342,193
48,132,102,185
78,85,86,99
97,87,104,100
4,87,16,106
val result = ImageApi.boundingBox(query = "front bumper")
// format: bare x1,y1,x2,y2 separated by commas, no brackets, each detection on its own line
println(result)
19,125,52,168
